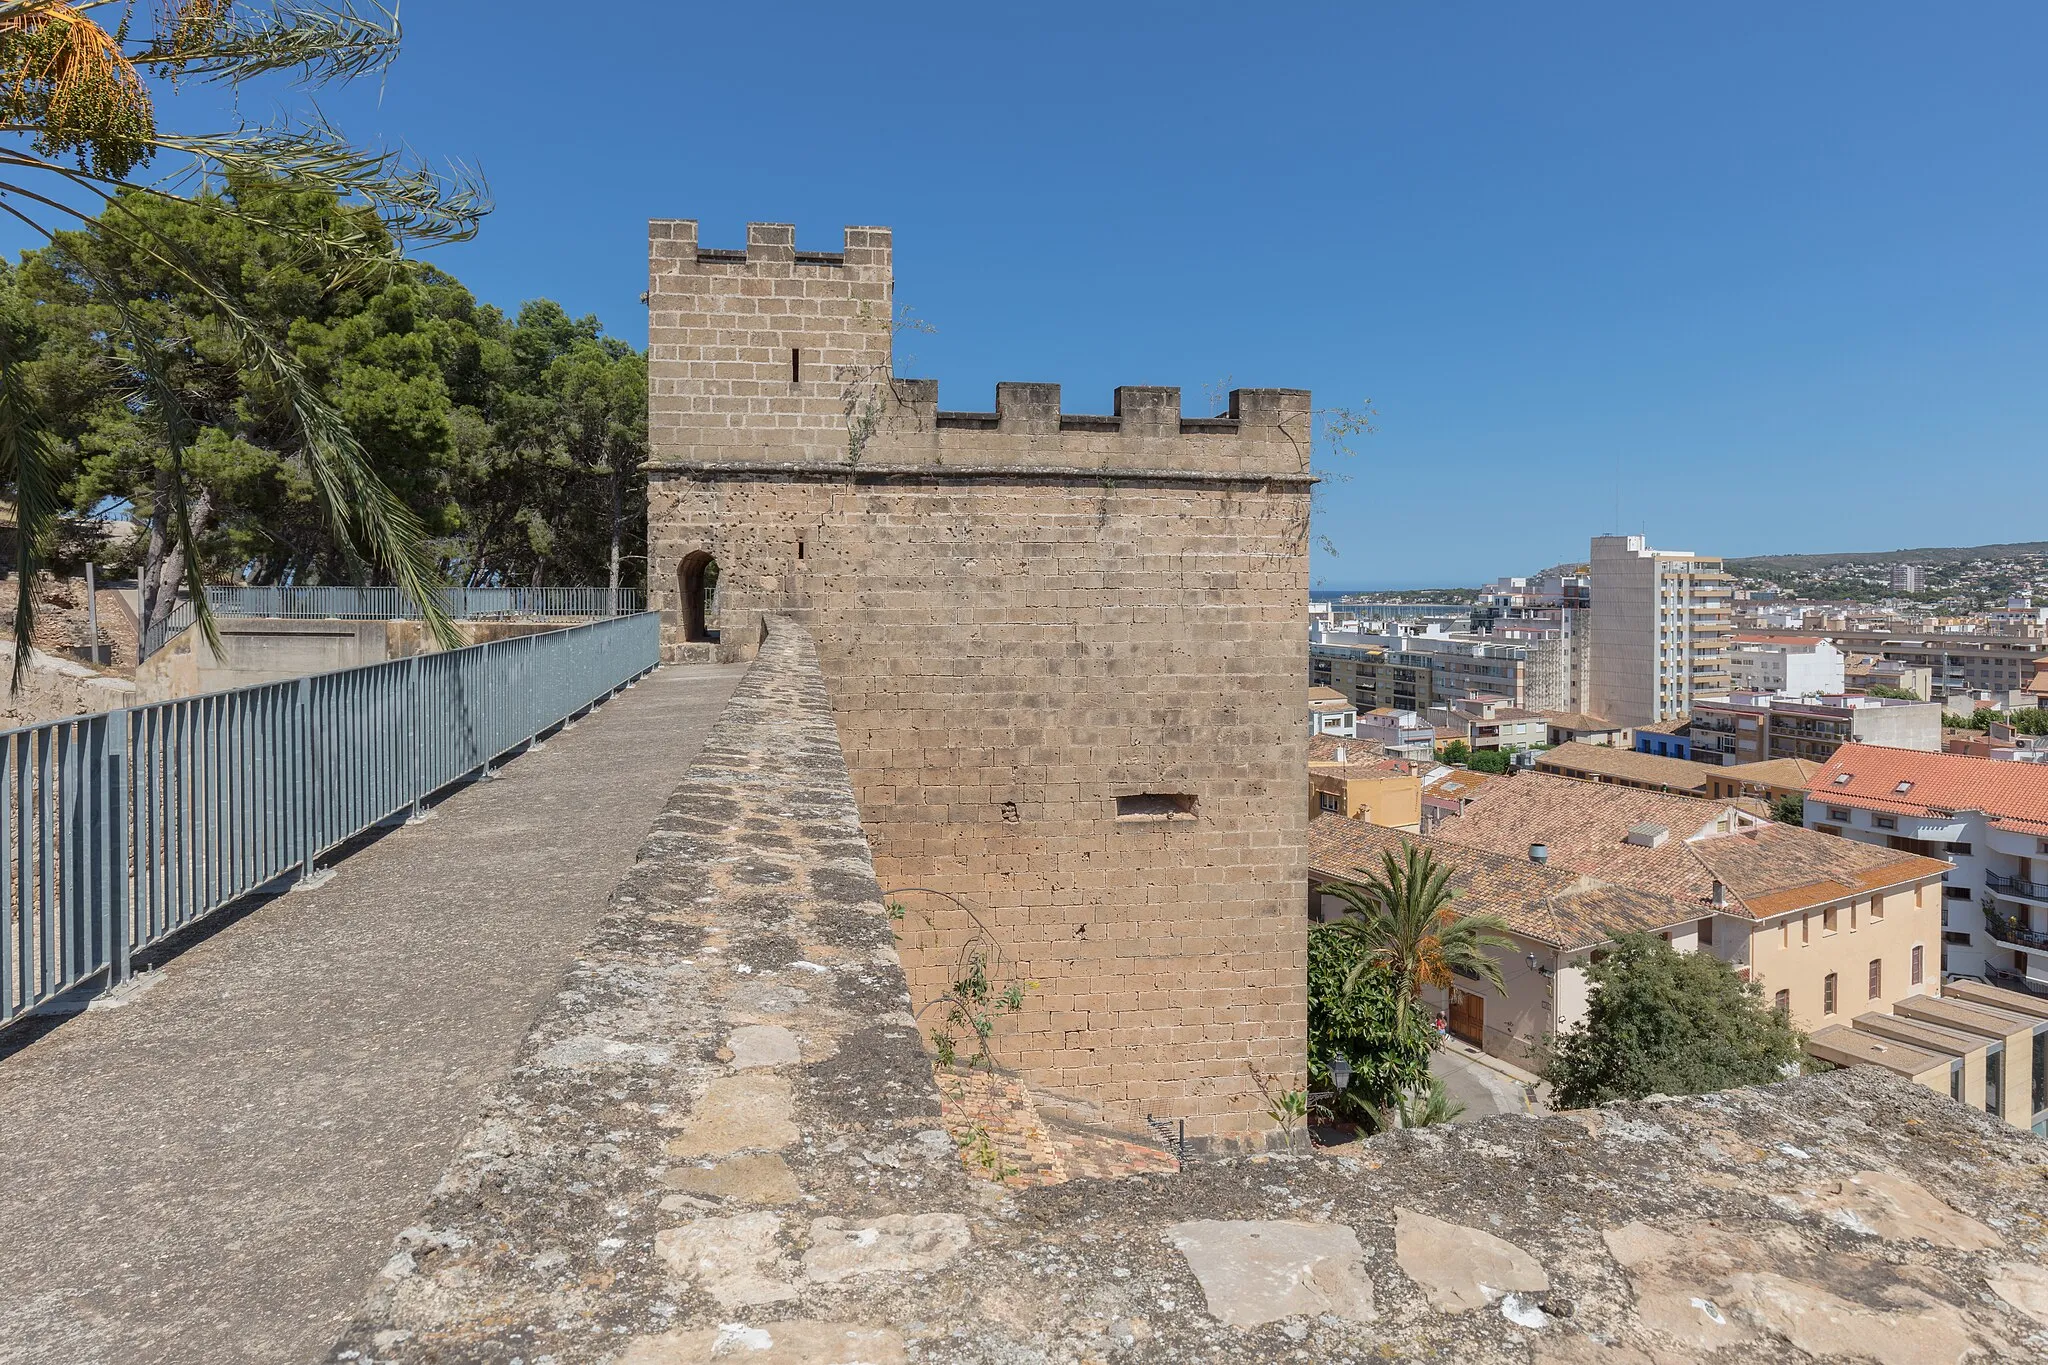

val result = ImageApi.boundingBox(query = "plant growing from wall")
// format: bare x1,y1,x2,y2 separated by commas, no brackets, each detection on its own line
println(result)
1306,922,1435,1132
1770,792,1807,825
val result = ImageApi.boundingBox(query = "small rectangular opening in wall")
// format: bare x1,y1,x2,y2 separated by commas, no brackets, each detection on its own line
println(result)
1116,793,1198,822
796,539,805,561
790,348,801,382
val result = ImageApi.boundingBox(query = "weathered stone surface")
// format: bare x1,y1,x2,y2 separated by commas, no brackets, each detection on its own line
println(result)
665,1153,803,1206
655,1212,797,1309
801,1213,971,1284
1394,1206,1549,1313
1990,1261,2048,1328
1165,1219,1375,1328
1778,1168,2004,1250
619,1319,907,1364
727,1023,803,1069
665,1073,798,1159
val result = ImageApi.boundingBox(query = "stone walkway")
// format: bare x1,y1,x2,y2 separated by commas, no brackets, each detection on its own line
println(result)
0,663,745,1365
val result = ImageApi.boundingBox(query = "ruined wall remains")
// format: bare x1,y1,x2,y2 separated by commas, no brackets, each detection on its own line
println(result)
645,221,1311,1147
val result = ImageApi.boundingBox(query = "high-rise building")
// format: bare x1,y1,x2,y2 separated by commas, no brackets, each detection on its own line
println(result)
1587,534,1734,726
1891,563,1927,594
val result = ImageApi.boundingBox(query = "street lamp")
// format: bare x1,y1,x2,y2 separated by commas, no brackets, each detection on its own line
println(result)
1329,1052,1352,1094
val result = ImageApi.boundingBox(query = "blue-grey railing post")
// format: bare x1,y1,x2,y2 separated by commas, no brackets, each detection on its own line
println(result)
406,653,428,823
294,675,329,888
104,710,130,987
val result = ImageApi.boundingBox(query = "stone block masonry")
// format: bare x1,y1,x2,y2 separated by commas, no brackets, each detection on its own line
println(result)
645,220,1313,1148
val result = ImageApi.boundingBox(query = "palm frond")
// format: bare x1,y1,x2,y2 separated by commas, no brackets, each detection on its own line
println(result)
155,115,488,249
144,0,398,87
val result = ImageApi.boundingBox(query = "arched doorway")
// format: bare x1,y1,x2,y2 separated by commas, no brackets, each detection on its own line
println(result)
679,551,719,643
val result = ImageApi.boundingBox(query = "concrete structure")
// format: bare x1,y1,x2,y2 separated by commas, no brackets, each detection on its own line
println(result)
1308,743,1422,831
1308,685,1356,737
1633,715,1695,760
643,221,1309,1145
134,615,569,700
1807,744,2048,993
1809,979,2048,1136
1690,691,1943,767
1586,534,1734,726
1703,756,1819,807
1891,563,1927,594
1309,626,1570,714
1846,652,1934,701
1724,634,1845,695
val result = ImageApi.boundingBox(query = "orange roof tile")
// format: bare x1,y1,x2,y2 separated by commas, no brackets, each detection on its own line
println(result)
1808,744,2048,838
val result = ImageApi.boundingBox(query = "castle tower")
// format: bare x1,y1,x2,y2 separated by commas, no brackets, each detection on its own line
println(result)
646,221,1311,1149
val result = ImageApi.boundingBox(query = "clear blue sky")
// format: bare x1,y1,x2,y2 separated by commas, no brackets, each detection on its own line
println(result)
25,4,2048,588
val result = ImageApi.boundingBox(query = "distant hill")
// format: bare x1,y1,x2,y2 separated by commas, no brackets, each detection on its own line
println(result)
1726,541,2048,573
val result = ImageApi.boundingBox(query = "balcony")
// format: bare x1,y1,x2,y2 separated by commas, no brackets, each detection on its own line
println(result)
1988,870,2048,902
1985,906,2048,954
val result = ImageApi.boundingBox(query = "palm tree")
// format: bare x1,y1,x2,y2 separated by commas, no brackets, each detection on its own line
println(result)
0,1,485,681
1317,844,1515,1026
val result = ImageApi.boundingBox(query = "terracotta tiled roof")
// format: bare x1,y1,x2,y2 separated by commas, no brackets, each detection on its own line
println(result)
1309,734,1386,763
1422,769,1499,802
1808,743,2048,838
1308,817,1696,950
1633,716,1693,735
1541,711,1624,732
1535,741,1719,793
1715,758,1821,790
1425,771,1942,919
1308,686,1351,706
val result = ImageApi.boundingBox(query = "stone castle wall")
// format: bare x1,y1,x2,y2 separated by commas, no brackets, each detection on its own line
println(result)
645,221,1311,1146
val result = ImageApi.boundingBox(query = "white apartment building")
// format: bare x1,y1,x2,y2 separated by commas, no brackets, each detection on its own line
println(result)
1808,744,2048,994
1587,535,1734,727
1891,564,1927,594
1723,636,1846,695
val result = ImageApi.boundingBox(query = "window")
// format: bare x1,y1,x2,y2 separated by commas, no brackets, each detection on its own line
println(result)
1116,793,1198,822
1911,943,1924,986
1875,815,1898,831
1698,916,1716,946
1868,958,1883,1000
1943,930,1973,945
1834,773,1853,785
2033,1030,2046,1116
1774,989,1790,1015
1318,791,1341,814
1823,973,1838,1015
1870,895,1884,922
1828,806,1851,822
1823,906,1838,935
1947,842,1972,856
1802,912,1811,945
1894,780,1915,794
1945,885,1972,901
1987,1047,2004,1116
790,347,802,382
1781,920,1790,949
1951,1063,1963,1102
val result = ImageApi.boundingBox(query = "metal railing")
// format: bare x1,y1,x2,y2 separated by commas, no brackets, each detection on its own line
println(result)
140,586,646,661
1,612,660,1027
1989,870,2048,902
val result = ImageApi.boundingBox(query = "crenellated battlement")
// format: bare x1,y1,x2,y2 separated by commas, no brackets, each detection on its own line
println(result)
903,382,1309,437
649,219,892,272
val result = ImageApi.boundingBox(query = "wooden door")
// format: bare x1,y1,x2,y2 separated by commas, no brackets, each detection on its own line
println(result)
1448,988,1485,1047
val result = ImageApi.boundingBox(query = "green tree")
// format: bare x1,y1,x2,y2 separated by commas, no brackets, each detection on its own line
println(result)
1770,792,1806,825
1437,738,1470,766
1542,932,1805,1109
1306,922,1435,1128
1315,845,1514,1026
1465,747,1512,775
1863,684,1922,701
0,0,483,673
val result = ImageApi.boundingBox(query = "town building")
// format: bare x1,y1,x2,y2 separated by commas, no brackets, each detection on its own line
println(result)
1308,685,1356,737
1586,534,1735,726
1309,624,1570,714
1419,766,1501,831
1807,979,2048,1136
1826,629,2048,702
1723,635,1845,695
1702,757,1818,808
1806,744,2048,994
1308,739,1422,831
1845,653,1934,702
1534,740,1723,797
1689,692,1943,767
1425,696,1549,751
1541,710,1630,748
1322,775,1947,1062
1633,715,1694,760
1890,563,1926,594
1944,722,2048,764
1353,706,1435,760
